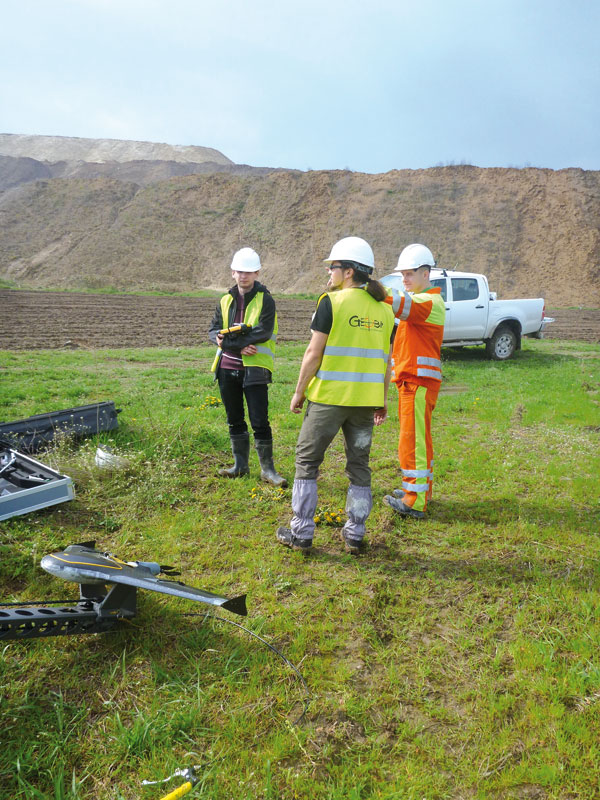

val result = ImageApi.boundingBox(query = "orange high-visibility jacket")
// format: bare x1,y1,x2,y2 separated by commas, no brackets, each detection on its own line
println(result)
386,287,446,389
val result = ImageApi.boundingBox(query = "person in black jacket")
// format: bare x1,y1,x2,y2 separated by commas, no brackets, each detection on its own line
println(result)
208,247,287,487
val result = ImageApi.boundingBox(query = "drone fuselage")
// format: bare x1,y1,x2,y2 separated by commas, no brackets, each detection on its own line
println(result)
40,544,159,586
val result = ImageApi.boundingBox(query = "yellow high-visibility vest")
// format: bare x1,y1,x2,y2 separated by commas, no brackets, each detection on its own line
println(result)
307,288,394,406
211,292,277,372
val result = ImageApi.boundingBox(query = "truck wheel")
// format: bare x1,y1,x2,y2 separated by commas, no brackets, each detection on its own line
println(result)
486,326,517,360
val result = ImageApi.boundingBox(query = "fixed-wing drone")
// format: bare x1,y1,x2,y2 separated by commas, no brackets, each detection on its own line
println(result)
0,542,247,640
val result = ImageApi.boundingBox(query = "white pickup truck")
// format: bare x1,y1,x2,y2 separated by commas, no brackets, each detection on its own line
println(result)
380,268,554,360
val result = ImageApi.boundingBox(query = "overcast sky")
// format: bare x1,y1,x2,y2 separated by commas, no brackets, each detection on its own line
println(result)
2,0,598,172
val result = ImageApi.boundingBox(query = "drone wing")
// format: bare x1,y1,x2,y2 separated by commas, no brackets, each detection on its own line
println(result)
108,567,248,616
42,545,247,617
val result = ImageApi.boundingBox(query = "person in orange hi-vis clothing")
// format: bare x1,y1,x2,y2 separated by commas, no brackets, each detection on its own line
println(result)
383,244,446,519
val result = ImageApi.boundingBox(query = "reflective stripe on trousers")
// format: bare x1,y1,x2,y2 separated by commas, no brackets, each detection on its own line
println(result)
397,381,439,513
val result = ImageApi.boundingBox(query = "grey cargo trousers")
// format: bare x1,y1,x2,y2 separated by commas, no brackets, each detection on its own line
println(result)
295,401,375,485
290,401,376,542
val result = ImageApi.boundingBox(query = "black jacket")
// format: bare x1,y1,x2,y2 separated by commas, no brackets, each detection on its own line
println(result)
208,282,276,386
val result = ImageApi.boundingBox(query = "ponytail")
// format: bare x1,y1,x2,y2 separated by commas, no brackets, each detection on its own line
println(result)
364,277,388,302
347,264,389,302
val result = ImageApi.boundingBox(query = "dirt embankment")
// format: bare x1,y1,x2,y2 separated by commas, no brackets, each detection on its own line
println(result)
0,165,599,308
0,290,598,351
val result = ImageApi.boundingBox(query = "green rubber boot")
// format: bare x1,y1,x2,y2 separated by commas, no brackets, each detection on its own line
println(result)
218,433,250,478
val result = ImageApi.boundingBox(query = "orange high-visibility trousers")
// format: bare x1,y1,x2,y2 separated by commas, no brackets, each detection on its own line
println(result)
397,381,439,513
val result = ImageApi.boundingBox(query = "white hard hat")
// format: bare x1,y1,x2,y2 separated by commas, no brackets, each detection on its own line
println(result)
324,236,375,271
231,247,261,272
395,243,435,272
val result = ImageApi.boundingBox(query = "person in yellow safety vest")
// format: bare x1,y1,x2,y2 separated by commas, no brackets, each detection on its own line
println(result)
276,237,395,555
209,247,287,487
382,243,446,519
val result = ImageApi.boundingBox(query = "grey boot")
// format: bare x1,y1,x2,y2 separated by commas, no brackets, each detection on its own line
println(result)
290,478,318,543
218,433,250,478
255,439,288,488
383,495,425,519
341,484,373,553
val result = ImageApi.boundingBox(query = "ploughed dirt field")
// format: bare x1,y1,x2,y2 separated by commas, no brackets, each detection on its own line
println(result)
1,289,599,350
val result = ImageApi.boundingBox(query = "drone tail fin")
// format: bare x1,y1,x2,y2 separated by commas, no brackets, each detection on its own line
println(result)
221,594,247,617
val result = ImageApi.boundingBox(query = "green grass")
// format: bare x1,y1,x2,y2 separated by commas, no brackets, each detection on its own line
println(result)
1,338,599,799
0,284,222,298
0,283,320,301
0,277,19,289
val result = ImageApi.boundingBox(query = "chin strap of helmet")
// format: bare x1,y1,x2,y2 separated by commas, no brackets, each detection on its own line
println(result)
340,259,374,277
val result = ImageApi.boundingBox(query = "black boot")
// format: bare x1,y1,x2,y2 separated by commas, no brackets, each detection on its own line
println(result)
218,433,250,478
255,439,287,488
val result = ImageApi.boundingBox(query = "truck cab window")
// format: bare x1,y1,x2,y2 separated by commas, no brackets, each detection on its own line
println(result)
431,278,447,301
451,278,479,301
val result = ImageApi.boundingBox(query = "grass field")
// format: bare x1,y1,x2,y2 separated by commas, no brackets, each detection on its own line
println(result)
1,337,599,800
